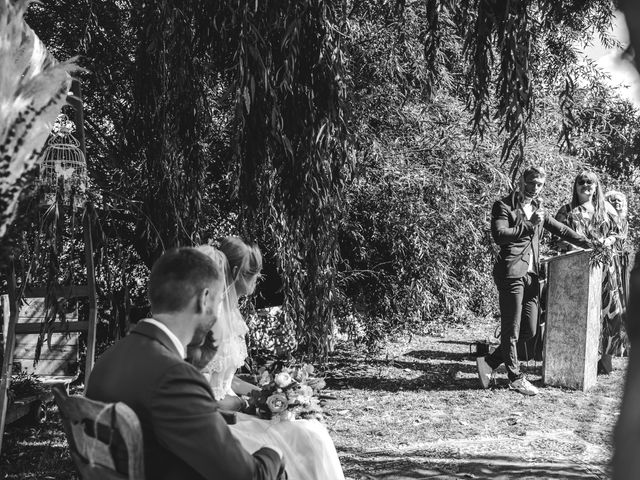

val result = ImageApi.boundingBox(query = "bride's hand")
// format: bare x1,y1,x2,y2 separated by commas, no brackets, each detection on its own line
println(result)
186,331,217,370
215,394,246,412
231,375,261,395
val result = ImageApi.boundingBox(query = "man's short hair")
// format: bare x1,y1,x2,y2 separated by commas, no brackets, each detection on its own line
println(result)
149,247,221,314
522,165,546,180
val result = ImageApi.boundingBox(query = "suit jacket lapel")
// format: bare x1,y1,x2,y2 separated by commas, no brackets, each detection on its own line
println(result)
131,321,183,359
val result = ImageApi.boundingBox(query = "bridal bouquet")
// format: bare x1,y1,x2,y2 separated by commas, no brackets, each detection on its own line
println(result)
247,364,326,422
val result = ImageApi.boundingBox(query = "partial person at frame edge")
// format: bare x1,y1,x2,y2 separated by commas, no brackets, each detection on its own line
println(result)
613,2,640,478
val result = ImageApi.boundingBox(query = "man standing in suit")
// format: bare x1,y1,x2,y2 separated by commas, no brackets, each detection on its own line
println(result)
86,247,285,480
476,166,592,396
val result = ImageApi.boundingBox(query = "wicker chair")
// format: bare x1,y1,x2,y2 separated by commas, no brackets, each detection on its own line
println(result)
53,386,144,480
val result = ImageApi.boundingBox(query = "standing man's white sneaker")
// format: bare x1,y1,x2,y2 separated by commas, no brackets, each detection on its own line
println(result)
476,356,493,389
509,377,538,395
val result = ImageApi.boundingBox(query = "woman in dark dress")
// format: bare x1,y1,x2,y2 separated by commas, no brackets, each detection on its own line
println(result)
555,171,627,372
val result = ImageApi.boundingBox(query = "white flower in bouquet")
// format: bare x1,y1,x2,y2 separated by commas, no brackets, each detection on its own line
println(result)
296,394,311,406
293,368,309,383
274,372,293,388
285,388,299,402
258,370,272,386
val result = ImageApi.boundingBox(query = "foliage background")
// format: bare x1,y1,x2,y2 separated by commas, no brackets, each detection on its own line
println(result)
1,0,639,359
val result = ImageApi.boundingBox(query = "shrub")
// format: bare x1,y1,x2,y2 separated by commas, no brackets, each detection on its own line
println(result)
337,97,502,349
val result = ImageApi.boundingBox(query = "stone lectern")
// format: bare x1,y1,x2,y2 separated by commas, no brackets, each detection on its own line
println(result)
543,250,602,391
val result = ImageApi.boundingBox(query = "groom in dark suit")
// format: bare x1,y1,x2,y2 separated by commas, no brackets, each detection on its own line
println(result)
86,247,285,480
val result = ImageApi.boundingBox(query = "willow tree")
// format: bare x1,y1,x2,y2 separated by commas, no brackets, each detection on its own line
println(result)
119,0,214,264
419,0,618,178
206,1,351,358
26,0,351,357
25,0,225,268
22,0,624,356
200,0,620,357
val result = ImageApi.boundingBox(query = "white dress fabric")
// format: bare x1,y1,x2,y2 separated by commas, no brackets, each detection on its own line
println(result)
202,261,345,480
229,411,345,480
202,305,248,400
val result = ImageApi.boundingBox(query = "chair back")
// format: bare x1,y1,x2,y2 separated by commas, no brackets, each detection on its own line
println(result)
53,386,145,480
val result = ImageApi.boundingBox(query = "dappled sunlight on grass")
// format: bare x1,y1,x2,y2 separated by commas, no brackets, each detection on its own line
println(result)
323,321,621,479
0,320,623,479
1,407,77,480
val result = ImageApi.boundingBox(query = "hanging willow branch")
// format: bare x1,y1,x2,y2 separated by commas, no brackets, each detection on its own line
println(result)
495,0,531,178
212,0,351,359
121,0,212,266
456,0,616,177
461,0,533,181
422,0,441,100
558,73,577,154
464,0,495,139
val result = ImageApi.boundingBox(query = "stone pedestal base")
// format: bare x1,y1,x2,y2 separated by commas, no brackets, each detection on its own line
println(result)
543,250,602,391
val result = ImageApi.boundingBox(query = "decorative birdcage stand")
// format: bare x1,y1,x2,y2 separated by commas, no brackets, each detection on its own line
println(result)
0,81,97,455
37,113,88,209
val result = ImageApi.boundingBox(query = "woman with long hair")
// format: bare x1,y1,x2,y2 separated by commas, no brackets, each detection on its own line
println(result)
194,240,262,408
555,171,628,371
555,171,614,240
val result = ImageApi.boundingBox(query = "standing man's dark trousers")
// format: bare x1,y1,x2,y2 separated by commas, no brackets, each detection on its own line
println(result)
485,273,540,381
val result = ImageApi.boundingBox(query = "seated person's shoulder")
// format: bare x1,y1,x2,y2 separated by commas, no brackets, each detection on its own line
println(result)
160,359,210,385
151,363,218,415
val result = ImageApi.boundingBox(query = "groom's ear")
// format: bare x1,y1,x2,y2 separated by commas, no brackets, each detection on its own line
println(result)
196,288,209,315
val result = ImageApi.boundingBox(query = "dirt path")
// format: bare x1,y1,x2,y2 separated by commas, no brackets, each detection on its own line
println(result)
323,321,623,479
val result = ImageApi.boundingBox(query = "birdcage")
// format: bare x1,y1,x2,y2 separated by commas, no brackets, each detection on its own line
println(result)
38,114,88,209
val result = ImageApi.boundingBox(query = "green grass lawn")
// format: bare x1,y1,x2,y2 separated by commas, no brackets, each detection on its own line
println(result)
0,319,623,479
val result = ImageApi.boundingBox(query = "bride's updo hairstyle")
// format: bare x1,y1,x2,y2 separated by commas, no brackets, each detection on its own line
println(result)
196,244,232,284
219,236,262,296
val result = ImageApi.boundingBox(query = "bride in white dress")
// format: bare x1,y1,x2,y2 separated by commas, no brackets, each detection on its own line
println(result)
196,239,345,480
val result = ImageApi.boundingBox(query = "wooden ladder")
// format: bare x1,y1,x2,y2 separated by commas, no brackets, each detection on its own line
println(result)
0,212,97,454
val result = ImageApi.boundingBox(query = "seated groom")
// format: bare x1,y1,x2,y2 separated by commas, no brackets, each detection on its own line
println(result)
86,247,285,480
